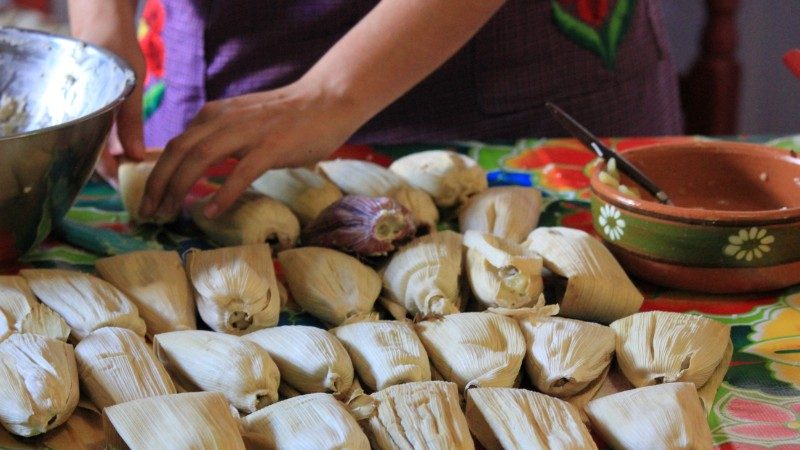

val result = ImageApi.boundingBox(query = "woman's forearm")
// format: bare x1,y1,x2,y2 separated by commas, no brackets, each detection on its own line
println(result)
300,0,507,123
67,0,138,42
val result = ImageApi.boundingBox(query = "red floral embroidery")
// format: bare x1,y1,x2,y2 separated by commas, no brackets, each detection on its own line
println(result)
142,0,166,34
141,31,165,81
576,0,610,27
559,0,611,27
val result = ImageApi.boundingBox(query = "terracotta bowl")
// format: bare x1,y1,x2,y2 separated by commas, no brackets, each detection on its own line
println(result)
589,141,800,293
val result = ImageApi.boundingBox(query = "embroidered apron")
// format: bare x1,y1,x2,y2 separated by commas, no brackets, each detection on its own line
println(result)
138,0,683,147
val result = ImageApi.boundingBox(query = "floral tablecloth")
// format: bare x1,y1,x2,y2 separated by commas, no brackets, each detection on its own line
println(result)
8,135,800,449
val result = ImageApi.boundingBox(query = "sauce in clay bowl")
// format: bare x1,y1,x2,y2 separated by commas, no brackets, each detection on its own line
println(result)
589,141,800,293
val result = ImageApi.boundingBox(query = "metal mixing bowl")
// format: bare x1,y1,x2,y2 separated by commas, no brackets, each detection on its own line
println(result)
0,27,135,264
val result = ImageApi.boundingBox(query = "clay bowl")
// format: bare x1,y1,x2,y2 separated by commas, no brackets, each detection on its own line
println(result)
589,141,800,293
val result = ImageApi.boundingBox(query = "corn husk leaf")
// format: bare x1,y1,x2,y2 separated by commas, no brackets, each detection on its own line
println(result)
697,339,733,410
388,185,439,234
0,276,36,335
191,190,300,250
244,325,354,398
584,382,713,450
0,276,70,342
154,330,279,413
0,334,79,437
611,311,731,410
415,312,525,391
278,247,380,326
0,312,9,342
525,227,643,324
382,231,464,318
243,393,370,450
95,250,196,337
186,244,280,334
459,187,542,243
332,320,431,391
389,150,487,207
464,231,543,309
75,327,175,410
251,167,343,225
103,392,246,450
118,154,178,224
20,269,146,341
317,159,406,197
301,195,416,257
466,387,597,450
364,381,474,450
519,316,615,398
0,403,103,450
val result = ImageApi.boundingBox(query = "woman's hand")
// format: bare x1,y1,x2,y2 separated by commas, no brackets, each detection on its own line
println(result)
139,81,362,220
141,0,506,220
68,0,146,182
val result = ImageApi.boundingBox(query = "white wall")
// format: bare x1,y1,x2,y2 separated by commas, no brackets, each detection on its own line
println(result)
662,0,800,135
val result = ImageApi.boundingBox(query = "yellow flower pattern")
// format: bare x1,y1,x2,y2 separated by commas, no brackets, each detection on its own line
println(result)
745,293,800,389
724,227,775,262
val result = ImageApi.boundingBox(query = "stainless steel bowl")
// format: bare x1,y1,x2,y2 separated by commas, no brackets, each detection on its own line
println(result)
0,27,135,264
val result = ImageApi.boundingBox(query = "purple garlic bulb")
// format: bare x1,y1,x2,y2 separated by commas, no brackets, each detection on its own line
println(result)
302,195,417,256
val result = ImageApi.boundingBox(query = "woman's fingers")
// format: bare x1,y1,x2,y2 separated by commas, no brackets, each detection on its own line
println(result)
139,112,230,216
203,151,274,219
117,76,146,161
154,124,259,218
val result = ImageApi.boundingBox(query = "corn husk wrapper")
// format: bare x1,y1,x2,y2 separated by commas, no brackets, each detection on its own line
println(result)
301,196,417,257
459,187,542,243
524,227,642,324
0,276,70,342
364,381,474,450
317,159,406,197
466,388,597,450
389,185,439,233
243,393,370,449
585,382,713,450
278,247,380,326
154,330,280,414
0,403,104,450
611,311,732,410
103,392,246,450
464,231,543,309
74,327,175,410
316,159,438,232
415,312,525,391
186,244,280,334
382,231,464,318
0,334,79,437
20,269,146,341
520,316,615,398
251,167,343,225
119,154,178,224
95,250,196,337
332,320,431,391
191,190,300,250
389,150,488,207
0,312,8,342
697,340,733,410
244,325,354,398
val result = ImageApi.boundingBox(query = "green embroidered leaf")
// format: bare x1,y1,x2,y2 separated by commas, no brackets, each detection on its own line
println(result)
552,2,607,63
603,0,637,65
143,81,166,120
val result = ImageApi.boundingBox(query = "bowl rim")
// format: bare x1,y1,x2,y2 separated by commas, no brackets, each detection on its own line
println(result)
0,26,136,142
590,141,800,225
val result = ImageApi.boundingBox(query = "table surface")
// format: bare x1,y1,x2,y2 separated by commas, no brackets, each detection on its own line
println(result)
3,134,800,450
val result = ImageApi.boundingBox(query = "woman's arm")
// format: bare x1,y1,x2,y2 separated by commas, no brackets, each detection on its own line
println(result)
141,0,507,220
68,0,145,163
